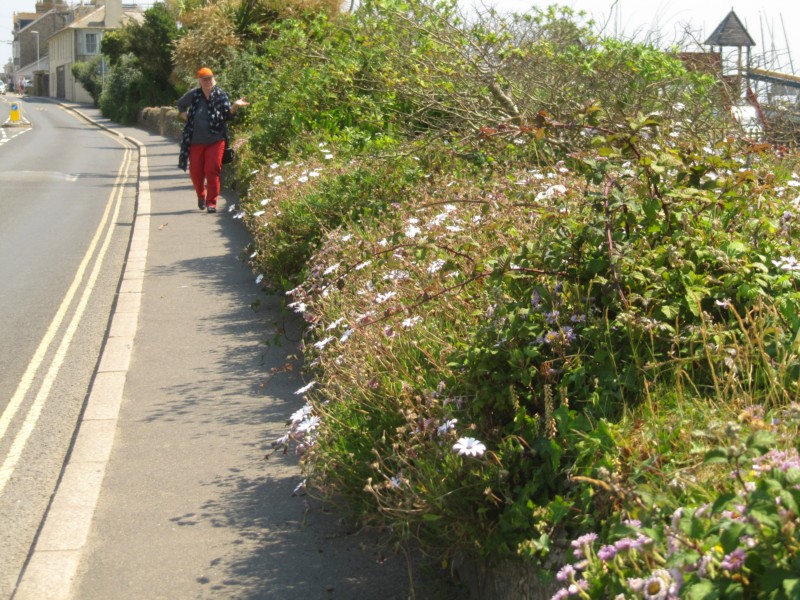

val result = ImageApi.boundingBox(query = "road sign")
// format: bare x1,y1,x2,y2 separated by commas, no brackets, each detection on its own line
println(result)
10,102,21,122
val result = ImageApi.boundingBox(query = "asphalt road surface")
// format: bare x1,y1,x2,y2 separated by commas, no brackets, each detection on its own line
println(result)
0,95,137,597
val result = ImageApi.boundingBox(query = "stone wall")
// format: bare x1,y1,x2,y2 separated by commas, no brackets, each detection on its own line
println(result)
138,106,183,140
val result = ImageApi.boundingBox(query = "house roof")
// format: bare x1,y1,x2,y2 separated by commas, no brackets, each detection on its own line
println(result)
704,10,756,47
68,4,143,30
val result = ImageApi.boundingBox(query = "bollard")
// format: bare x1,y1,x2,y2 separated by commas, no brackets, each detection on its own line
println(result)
3,101,32,128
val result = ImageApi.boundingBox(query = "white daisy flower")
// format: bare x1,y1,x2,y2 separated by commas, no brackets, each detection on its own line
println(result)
437,418,458,436
290,403,313,422
297,416,321,433
401,316,422,328
453,437,486,457
327,317,346,330
375,291,396,304
427,259,446,274
294,382,317,395
313,336,335,349
405,224,421,238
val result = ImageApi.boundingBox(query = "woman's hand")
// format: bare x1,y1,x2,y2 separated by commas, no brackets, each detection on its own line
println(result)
231,97,250,114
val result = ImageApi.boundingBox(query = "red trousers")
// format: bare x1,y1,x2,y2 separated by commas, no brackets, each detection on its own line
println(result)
189,140,225,208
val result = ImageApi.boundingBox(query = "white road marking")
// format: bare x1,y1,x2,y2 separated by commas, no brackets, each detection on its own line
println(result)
12,104,150,600
0,141,133,494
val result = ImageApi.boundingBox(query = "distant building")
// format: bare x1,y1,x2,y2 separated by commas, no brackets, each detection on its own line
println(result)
9,1,84,94
4,1,142,99
48,0,143,102
703,10,767,138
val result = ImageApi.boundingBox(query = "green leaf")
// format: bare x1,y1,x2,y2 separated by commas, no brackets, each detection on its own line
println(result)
780,489,800,514
659,304,678,319
711,492,737,514
783,579,800,596
704,448,729,465
763,569,794,592
786,467,800,485
720,521,746,552
685,581,719,600
684,287,706,317
747,430,775,453
722,240,748,256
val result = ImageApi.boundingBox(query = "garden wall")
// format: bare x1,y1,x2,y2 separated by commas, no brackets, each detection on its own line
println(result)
138,106,183,140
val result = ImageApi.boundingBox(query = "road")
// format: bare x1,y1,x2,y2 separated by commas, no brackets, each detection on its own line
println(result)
0,95,137,597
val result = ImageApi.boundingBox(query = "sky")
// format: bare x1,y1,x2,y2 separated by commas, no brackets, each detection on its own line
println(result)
484,1,799,73
2,1,798,74
0,0,153,68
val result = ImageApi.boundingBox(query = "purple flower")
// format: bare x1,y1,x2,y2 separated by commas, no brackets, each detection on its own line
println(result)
598,545,617,561
720,548,746,571
623,518,642,528
545,310,560,324
752,448,800,473
531,290,542,310
570,532,598,558
640,569,676,599
629,534,653,550
556,564,576,582
544,330,560,345
568,580,589,595
627,578,644,593
614,538,633,551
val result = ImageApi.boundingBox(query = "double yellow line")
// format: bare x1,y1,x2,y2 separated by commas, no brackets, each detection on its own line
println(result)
0,131,134,495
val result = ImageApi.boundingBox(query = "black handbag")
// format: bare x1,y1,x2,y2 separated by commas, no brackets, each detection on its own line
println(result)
222,123,235,164
222,138,235,165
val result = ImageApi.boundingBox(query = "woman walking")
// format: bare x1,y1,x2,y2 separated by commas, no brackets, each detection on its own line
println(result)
178,67,249,213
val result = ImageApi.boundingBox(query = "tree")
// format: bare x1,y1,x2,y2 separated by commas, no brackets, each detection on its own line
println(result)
72,57,104,106
101,2,180,105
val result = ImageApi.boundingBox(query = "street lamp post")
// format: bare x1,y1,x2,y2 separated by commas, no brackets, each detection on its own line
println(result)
31,30,39,72
30,30,39,95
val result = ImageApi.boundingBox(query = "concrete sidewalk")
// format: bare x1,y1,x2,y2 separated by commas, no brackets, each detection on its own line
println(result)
14,105,449,600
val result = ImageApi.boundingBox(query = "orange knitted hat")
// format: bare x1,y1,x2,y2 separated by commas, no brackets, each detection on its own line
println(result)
196,67,214,78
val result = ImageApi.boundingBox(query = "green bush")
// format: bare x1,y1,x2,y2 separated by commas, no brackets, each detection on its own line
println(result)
99,2,178,123
72,57,104,106
551,405,800,599
274,101,800,570
235,0,800,591
242,148,429,288
243,11,401,158
99,54,146,124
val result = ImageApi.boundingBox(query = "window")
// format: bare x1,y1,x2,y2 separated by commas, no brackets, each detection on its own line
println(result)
85,33,98,54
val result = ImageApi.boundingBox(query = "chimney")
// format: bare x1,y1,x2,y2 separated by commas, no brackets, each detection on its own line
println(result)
104,0,122,28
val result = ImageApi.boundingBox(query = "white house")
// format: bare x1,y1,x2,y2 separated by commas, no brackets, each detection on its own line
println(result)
47,0,143,102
